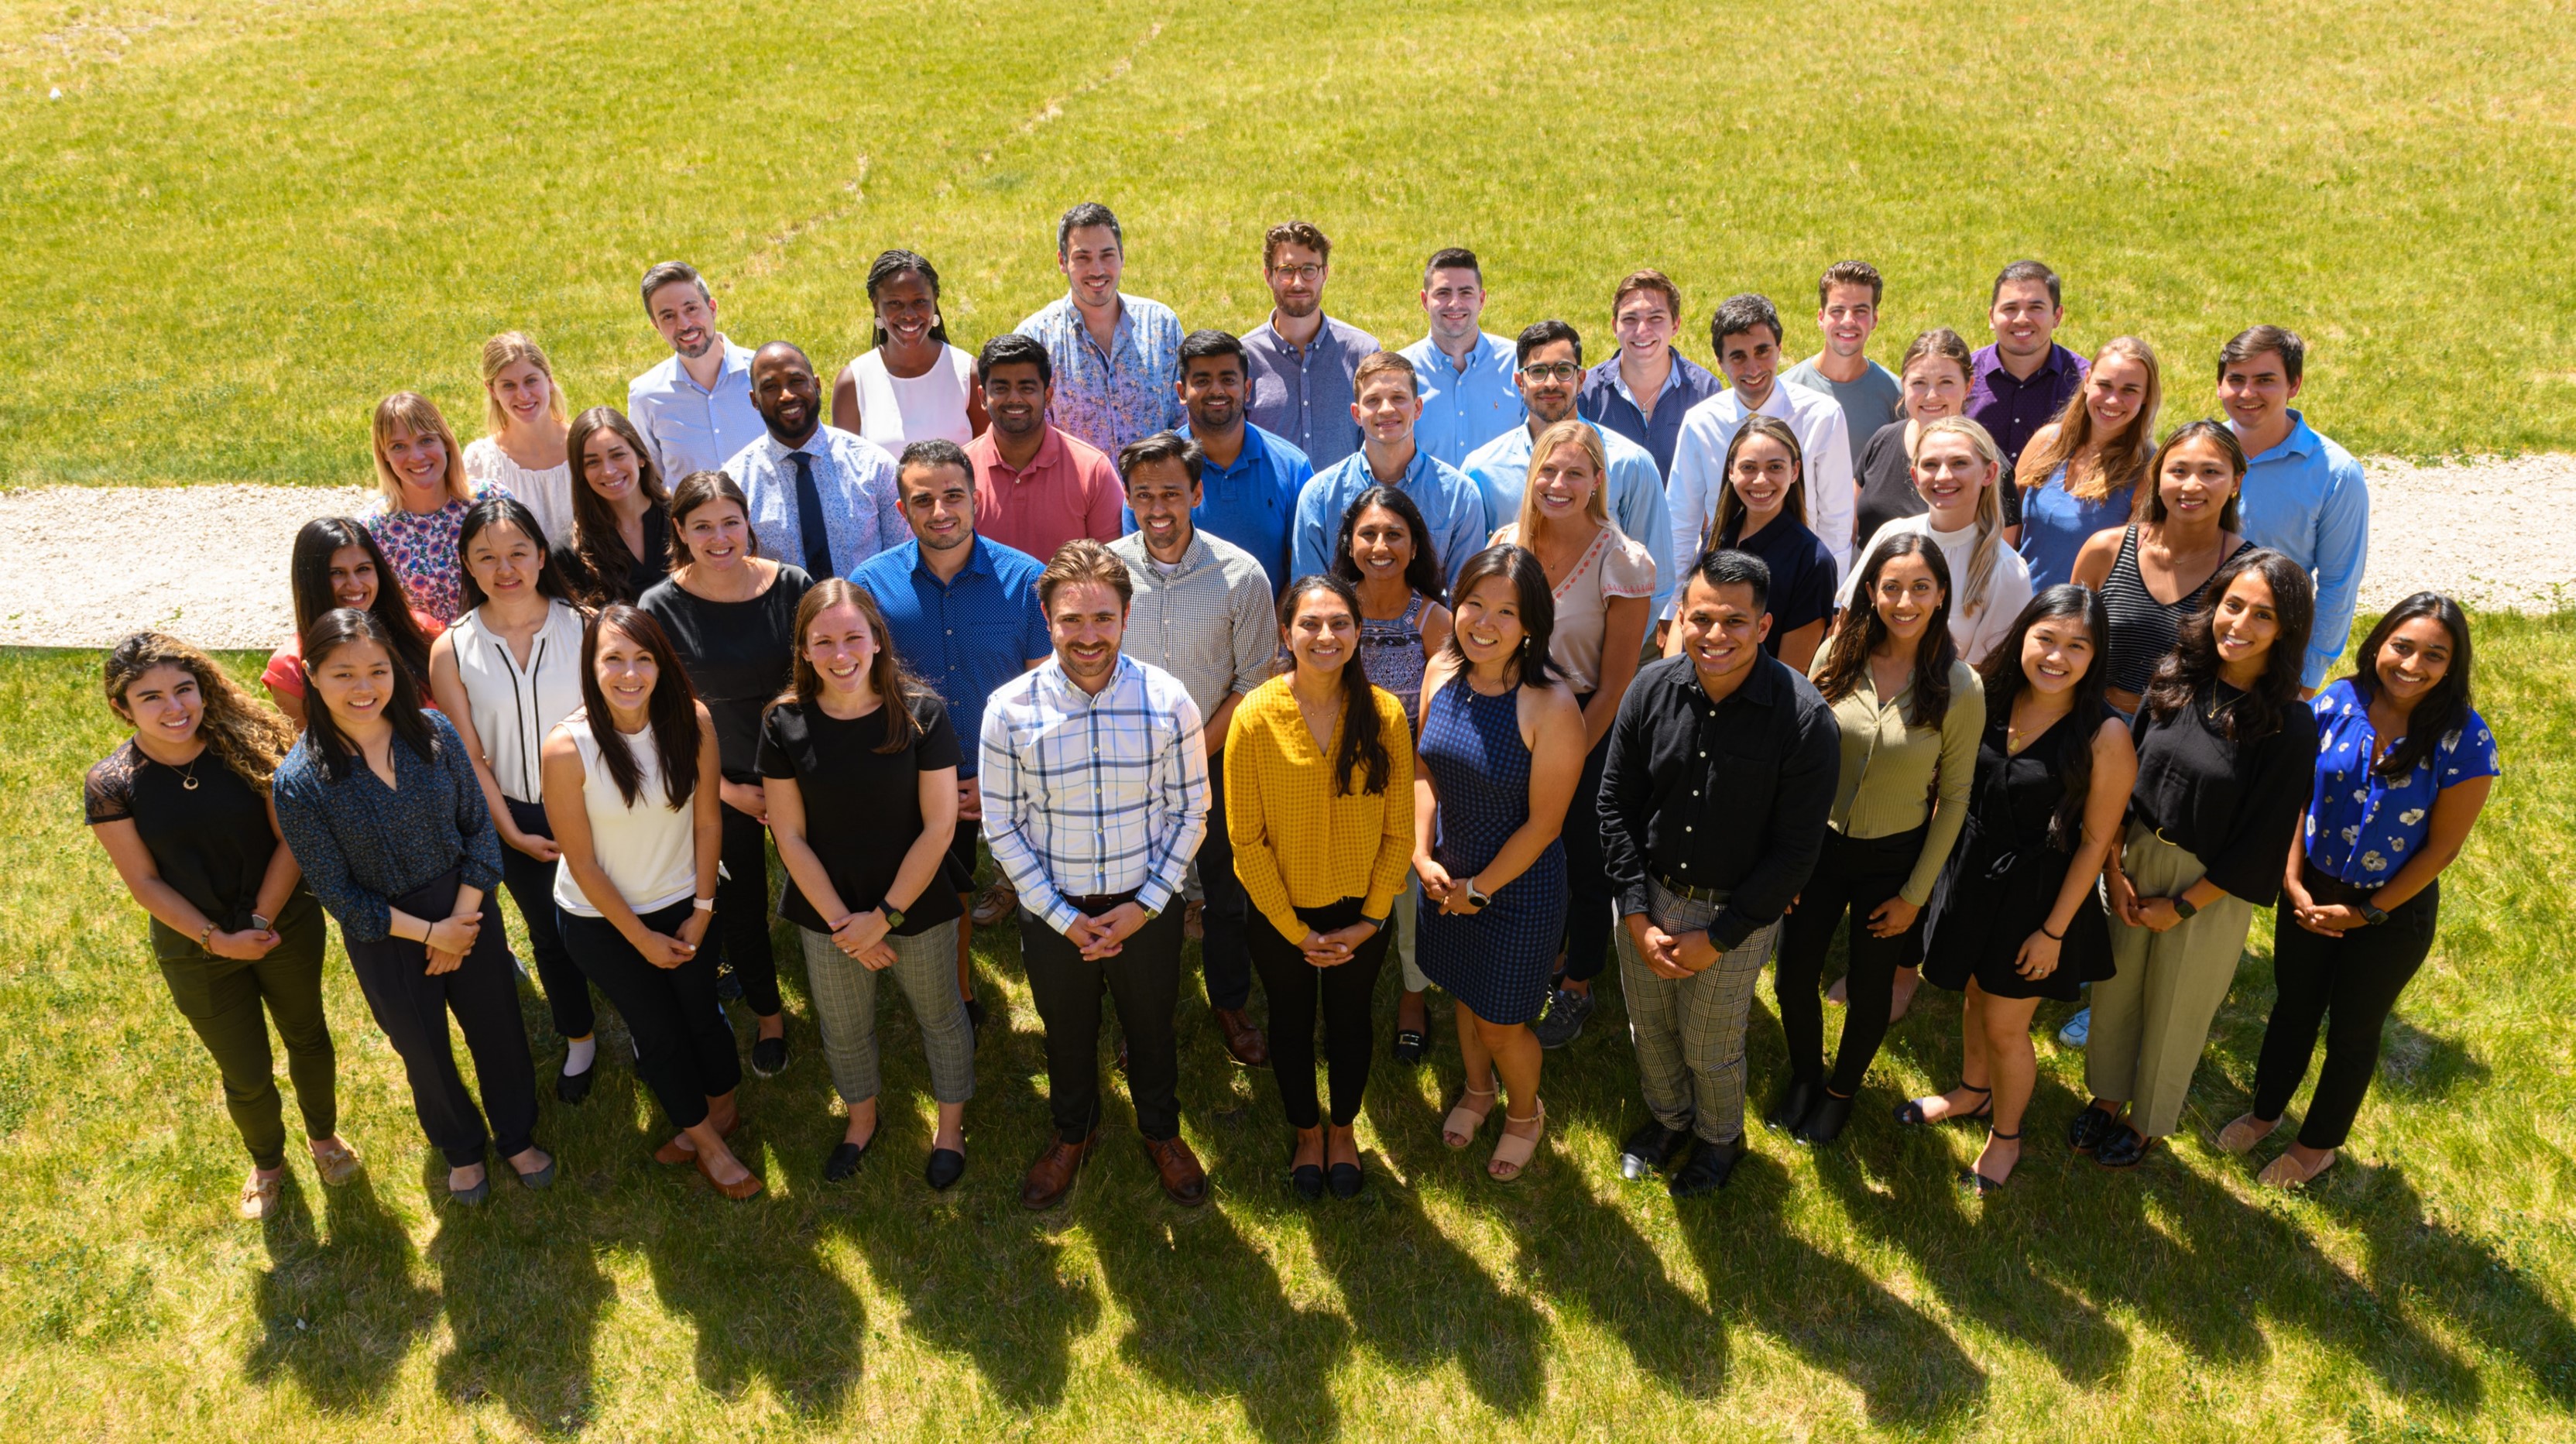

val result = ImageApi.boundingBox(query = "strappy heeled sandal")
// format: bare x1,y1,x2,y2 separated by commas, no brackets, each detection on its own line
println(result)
1961,1127,2022,1195
1441,1080,1497,1150
1488,1103,1546,1182
1895,1082,1991,1127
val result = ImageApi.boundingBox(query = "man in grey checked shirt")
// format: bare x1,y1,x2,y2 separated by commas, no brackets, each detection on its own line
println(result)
722,342,907,581
981,539,1213,1212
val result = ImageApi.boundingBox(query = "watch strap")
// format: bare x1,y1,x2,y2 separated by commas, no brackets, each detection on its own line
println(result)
2171,895,2199,921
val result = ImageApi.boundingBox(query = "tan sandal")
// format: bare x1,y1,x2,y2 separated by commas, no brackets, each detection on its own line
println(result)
1488,1102,1546,1182
308,1137,365,1186
2214,1113,2276,1155
1441,1081,1497,1149
2257,1147,2336,1188
237,1168,283,1220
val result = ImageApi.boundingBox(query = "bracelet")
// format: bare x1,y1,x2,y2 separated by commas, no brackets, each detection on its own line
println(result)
692,897,715,913
2040,922,2065,941
198,921,216,948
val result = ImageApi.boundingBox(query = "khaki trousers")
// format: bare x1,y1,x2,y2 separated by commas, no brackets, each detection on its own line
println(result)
2087,821,2257,1137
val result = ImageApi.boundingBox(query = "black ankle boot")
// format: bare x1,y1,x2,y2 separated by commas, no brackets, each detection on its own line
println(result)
1792,1089,1856,1145
1765,1077,1822,1134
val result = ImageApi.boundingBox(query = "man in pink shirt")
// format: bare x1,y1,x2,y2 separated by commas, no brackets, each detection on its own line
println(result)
966,334,1123,564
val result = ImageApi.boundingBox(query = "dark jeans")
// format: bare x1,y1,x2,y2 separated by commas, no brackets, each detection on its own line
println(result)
714,789,783,1017
1557,695,1614,984
1197,746,1254,1010
1018,897,1186,1143
1775,825,1930,1096
1248,897,1391,1127
156,895,334,1169
341,870,539,1168
560,899,741,1130
501,797,595,1040
2253,870,2441,1150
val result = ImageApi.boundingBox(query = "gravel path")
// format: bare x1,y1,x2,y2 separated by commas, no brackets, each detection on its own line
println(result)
2,457,2570,650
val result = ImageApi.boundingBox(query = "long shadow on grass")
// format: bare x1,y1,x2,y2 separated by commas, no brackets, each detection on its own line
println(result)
427,1175,616,1435
244,1171,440,1412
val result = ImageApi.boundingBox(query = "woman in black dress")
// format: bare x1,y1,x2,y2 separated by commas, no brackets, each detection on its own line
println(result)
554,407,674,606
1912,585,2137,1191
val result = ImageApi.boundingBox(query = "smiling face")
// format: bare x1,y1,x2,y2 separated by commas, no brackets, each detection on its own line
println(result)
678,496,751,572
750,347,821,444
2210,571,2282,677
463,519,544,604
2373,616,2454,706
872,269,939,350
1352,369,1422,448
1528,440,1600,527
648,280,717,359
381,424,449,502
488,359,554,432
1420,267,1485,347
310,639,395,731
1452,573,1527,669
1124,456,1200,558
1348,504,1415,585
1717,324,1781,404
1871,552,1943,644
1516,338,1583,424
1612,288,1676,363
2019,614,2097,698
591,620,661,722
1677,575,1771,684
982,360,1051,439
2083,353,2151,436
1818,283,1878,361
2217,347,2300,436
2154,434,2239,527
898,459,975,552
802,602,878,698
1285,586,1357,678
1058,225,1124,309
1045,579,1127,687
1912,430,1993,526
1989,279,2061,363
117,662,204,749
1265,241,1326,321
1179,352,1244,434
581,426,643,505
325,544,382,612
1728,431,1797,523
1902,355,1970,421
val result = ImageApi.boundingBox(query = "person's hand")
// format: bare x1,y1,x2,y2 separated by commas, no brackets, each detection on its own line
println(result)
1294,929,1347,966
1309,921,1377,966
1669,928,1720,976
1062,913,1110,955
2106,868,2141,925
424,947,464,975
1782,891,1801,916
2280,875,2316,918
957,776,983,822
636,930,698,969
2296,902,2368,935
1442,875,1487,917
859,940,900,970
1415,855,1456,905
676,908,713,951
1628,915,1688,979
832,907,891,959
506,828,562,863
425,913,482,955
719,778,768,823
207,927,278,962
2014,930,2063,979
1865,895,1921,938
2135,896,2183,934
1079,902,1149,959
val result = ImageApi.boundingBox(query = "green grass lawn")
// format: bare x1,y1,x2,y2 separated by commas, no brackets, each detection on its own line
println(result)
5,0,2575,489
3,616,2574,1441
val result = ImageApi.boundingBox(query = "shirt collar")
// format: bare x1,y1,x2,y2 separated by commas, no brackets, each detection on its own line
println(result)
910,535,994,583
1666,651,1782,712
1038,651,1136,708
1061,293,1132,352
991,427,1068,477
2239,410,2321,464
1600,352,1688,410
766,426,828,461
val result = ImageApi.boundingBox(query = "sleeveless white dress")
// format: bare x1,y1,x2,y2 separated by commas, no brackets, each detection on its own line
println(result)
464,435,576,551
846,345,976,451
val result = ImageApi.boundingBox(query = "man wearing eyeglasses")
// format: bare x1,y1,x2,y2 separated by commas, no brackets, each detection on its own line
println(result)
1243,221,1378,472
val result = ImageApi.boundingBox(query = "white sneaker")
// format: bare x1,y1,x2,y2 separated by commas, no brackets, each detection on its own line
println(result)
2056,1007,2091,1048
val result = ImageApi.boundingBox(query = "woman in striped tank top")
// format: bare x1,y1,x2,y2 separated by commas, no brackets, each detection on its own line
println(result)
2073,421,2256,719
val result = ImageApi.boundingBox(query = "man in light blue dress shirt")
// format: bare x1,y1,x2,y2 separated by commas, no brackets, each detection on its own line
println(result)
721,343,905,581
1401,247,1525,469
1243,221,1378,470
626,261,767,483
1462,320,1676,617
1291,351,1490,587
1015,202,1186,458
2218,326,2371,693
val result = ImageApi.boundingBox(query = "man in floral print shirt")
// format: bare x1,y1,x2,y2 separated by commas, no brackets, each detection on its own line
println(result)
1015,202,1186,456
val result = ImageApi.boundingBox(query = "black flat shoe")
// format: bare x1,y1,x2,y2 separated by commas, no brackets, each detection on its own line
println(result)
1792,1090,1856,1146
1290,1162,1325,1200
2067,1102,2124,1154
1617,1120,1691,1180
512,1151,557,1191
1328,1162,1363,1199
1895,1082,1989,1127
556,1065,595,1106
965,996,990,1032
750,1033,789,1078
1391,1026,1428,1065
1765,1077,1823,1134
825,1133,874,1182
1667,1135,1743,1198
925,1147,966,1191
2094,1126,2155,1169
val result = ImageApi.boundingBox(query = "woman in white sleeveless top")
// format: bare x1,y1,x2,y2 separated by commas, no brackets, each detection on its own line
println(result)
540,603,763,1199
463,331,576,545
427,495,601,1103
829,249,986,450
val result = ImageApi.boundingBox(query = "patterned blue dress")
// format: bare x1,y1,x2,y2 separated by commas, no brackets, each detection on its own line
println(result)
1415,679,1566,1024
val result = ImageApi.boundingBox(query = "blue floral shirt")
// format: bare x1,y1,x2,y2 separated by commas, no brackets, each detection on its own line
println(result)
2303,679,2499,886
1015,293,1186,457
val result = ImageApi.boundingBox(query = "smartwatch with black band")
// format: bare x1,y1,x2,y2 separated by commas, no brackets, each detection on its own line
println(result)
2170,894,2199,921
1463,878,1492,911
2359,902,2390,927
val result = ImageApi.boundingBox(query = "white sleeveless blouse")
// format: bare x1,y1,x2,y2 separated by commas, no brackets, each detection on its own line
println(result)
551,715,700,917
448,600,585,804
464,436,576,551
846,345,976,451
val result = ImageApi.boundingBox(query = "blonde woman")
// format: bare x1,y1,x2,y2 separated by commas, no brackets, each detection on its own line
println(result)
1844,417,2033,665
463,331,576,546
365,391,490,624
2015,337,2163,589
1854,329,1974,549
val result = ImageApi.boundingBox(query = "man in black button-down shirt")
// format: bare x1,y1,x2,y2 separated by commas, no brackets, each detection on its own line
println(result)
1598,550,1838,1195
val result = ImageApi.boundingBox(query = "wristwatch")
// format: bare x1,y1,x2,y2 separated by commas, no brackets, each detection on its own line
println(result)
880,904,906,931
2170,895,2199,921
249,913,273,933
2359,903,2390,926
1463,878,1492,910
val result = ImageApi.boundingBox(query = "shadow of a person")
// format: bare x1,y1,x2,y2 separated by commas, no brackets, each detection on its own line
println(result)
243,1168,440,1413
425,1171,617,1435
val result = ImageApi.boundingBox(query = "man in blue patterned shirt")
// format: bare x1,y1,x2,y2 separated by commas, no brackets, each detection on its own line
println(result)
1014,202,1186,457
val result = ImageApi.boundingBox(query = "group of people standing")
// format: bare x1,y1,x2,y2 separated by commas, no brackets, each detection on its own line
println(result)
87,205,2493,1224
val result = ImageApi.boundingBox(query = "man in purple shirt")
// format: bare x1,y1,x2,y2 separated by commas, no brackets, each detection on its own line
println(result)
1243,221,1378,471
1577,268,1724,480
1967,259,2088,531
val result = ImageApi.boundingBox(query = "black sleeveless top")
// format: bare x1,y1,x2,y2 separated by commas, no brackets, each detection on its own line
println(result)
2100,526,2255,695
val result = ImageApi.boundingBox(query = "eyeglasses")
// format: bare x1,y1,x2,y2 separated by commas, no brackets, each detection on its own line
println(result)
1520,362,1583,383
1269,264,1323,283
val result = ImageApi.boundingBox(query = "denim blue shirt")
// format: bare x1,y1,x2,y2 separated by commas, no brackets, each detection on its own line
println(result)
1015,293,1187,457
2235,412,2372,691
1243,314,1379,471
1125,424,1311,592
2303,681,2498,886
1460,420,1676,615
627,337,766,482
1578,351,1724,481
272,710,503,943
1401,332,1525,469
2015,462,2139,592
852,536,1051,779
721,424,907,581
1291,445,1490,592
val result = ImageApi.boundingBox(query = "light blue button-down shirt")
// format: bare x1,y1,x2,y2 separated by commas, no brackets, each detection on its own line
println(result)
1461,420,1676,616
627,338,766,482
721,424,907,581
1291,445,1490,591
1016,293,1187,458
2235,410,2370,690
1401,331,1525,469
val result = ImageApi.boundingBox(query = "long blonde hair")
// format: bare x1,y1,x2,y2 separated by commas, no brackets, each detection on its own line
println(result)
1514,418,1611,542
2016,335,2161,506
369,392,474,509
1912,416,2008,620
479,331,571,438
102,633,297,795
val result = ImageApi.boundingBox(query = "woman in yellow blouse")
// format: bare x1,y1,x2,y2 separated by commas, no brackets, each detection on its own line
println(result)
1227,574,1416,1199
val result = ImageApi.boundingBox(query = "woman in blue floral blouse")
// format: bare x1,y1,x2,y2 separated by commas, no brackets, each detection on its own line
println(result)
2218,592,2499,1187
364,391,493,625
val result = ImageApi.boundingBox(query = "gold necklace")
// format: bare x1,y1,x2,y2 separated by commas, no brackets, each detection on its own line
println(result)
177,756,202,791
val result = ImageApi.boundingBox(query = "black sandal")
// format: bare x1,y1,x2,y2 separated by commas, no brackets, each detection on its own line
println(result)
1895,1082,1991,1127
1961,1127,2022,1195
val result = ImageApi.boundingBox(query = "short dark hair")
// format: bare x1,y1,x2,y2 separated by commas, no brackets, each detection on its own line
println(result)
639,261,706,312
977,332,1052,387
1117,430,1205,487
2218,324,2306,386
1178,329,1247,374
1991,259,2063,308
1057,202,1122,256
1264,221,1331,269
1710,293,1783,351
1037,538,1134,613
1515,319,1583,369
1613,268,1682,320
1818,260,1883,307
1692,548,1772,615
895,438,972,500
1422,247,1481,286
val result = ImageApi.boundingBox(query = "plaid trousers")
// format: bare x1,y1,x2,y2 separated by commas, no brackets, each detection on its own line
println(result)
1615,877,1779,1146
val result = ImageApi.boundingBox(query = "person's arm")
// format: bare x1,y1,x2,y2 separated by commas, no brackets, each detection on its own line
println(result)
966,379,991,438
1134,692,1210,919
428,633,547,860
1614,452,1677,619
1411,662,1455,900
2362,775,2489,914
680,708,723,952
1223,705,1308,945
1363,693,1418,920
764,773,850,932
1775,619,1827,674
1211,571,1273,754
872,455,911,566
830,364,862,435
91,819,271,959
443,719,505,904
1593,683,1657,920
1584,595,1650,752
2069,528,2119,593
2015,715,2137,976
1704,697,1840,950
2303,458,2371,692
543,727,673,962
1086,458,1125,544
252,793,305,926
1444,487,1489,590
1895,673,1988,907
267,685,307,729
1811,416,1857,582
978,694,1075,934
1456,687,1583,900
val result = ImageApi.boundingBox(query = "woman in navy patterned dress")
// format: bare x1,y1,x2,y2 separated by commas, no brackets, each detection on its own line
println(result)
1414,545,1586,1181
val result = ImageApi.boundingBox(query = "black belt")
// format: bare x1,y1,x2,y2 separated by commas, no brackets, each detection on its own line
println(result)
1655,873,1729,905
1063,888,1143,916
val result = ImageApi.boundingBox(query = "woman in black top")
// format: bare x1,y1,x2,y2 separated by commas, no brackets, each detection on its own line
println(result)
555,407,674,606
1680,415,1837,671
1854,328,1975,549
2071,550,2317,1169
2072,420,2255,716
761,580,973,1188
1912,587,2136,1191
639,470,811,1072
87,633,362,1220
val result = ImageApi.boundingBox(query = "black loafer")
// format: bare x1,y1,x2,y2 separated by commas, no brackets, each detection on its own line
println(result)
1290,1162,1325,1200
1617,1120,1691,1180
1792,1091,1856,1146
1328,1161,1363,1199
1668,1135,1744,1198
925,1147,966,1191
964,996,990,1033
1391,1027,1428,1065
2067,1103,2124,1154
1765,1078,1822,1134
825,1134,874,1182
556,1065,595,1106
750,1034,789,1078
2094,1126,2155,1169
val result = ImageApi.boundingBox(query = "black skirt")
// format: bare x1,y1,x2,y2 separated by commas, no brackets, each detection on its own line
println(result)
1918,705,2115,1003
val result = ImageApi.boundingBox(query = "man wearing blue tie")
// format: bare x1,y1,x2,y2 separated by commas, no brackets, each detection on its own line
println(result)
722,342,907,582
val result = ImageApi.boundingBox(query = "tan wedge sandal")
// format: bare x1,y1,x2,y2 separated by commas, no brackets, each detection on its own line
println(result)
1441,1080,1497,1150
1488,1103,1547,1182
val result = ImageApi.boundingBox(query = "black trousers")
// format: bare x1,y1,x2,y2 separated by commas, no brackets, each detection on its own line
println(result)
1019,899,1186,1143
713,791,783,1017
1775,826,1930,1096
2253,872,2441,1150
560,899,741,1130
501,797,595,1040
1248,897,1391,1128
341,870,539,1168
1197,746,1254,1011
1557,695,1615,984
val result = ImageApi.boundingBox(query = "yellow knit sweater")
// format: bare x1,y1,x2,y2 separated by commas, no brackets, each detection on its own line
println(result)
1223,675,1417,942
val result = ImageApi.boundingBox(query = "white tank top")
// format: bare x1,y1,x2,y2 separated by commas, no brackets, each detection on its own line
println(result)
847,344,976,451
551,715,701,918
449,601,586,803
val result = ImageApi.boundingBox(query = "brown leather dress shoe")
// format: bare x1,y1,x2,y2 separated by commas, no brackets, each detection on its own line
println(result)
1141,1134,1209,1206
1020,1130,1096,1210
971,880,1018,927
1213,1007,1269,1067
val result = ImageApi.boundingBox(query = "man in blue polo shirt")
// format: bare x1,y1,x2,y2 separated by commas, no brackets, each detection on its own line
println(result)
2218,325,2370,695
1291,350,1490,586
1134,330,1311,592
852,439,1053,1026
1401,248,1524,468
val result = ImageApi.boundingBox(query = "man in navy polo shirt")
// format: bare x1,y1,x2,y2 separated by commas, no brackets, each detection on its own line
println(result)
1967,259,2089,533
853,439,1053,1026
